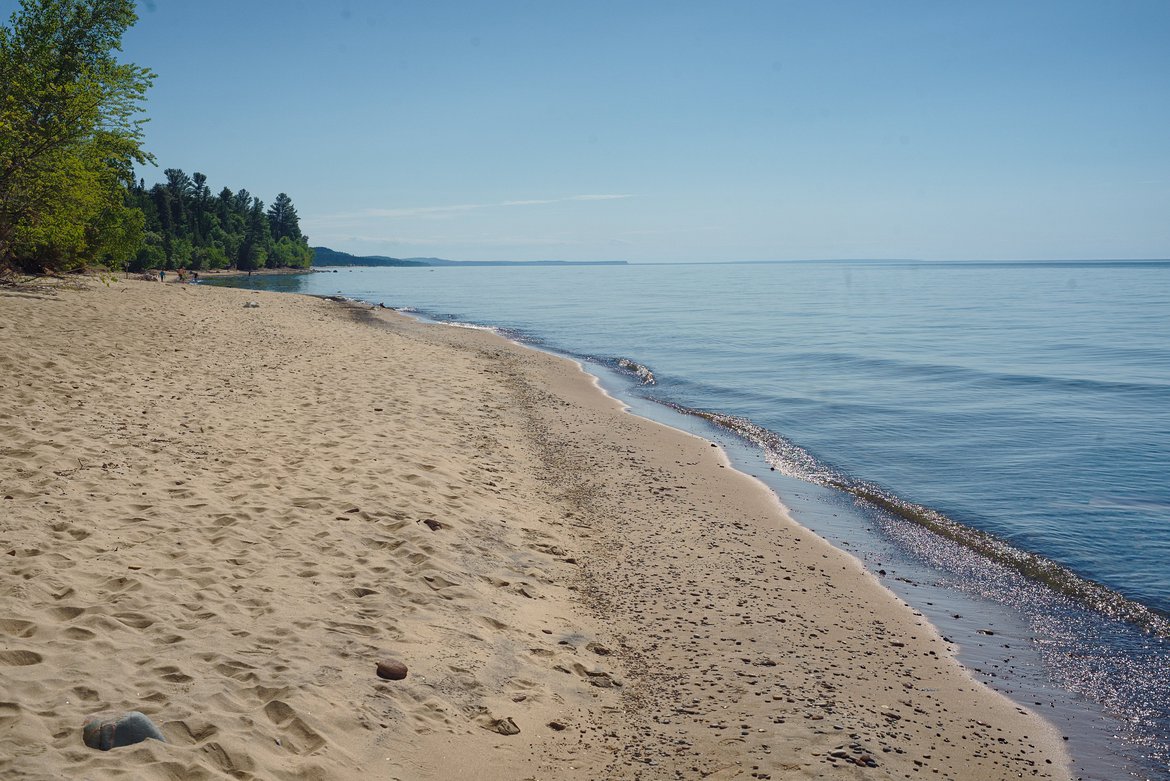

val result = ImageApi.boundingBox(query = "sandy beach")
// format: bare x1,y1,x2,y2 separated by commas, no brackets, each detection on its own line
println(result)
0,277,1071,780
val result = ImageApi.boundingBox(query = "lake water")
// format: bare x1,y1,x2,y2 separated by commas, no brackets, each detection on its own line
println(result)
214,260,1170,779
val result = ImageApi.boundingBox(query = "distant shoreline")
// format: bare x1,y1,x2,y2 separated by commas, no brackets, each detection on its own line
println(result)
311,245,627,268
194,267,316,278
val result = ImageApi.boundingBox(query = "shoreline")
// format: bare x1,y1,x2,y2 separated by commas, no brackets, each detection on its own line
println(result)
192,267,317,279
0,277,1072,779
383,293,1167,780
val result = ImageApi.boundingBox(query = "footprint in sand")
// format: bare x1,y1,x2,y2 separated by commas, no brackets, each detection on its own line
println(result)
214,659,259,683
263,700,326,754
200,741,256,775
113,612,155,629
70,686,101,702
475,615,510,631
0,702,24,730
49,521,90,540
0,650,43,666
154,664,195,683
345,587,378,598
0,618,37,638
324,621,379,638
163,718,220,745
94,574,142,593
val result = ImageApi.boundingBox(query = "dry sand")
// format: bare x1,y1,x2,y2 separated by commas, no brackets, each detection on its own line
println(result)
0,277,1072,780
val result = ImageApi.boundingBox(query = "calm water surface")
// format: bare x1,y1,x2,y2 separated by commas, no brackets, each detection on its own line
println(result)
217,260,1170,778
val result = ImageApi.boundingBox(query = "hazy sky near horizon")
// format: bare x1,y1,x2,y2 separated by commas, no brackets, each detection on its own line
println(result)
18,0,1170,261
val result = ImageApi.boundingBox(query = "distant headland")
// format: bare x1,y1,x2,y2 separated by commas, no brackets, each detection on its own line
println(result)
312,246,627,268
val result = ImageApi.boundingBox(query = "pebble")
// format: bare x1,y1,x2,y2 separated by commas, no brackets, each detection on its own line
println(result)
82,711,165,750
376,658,408,680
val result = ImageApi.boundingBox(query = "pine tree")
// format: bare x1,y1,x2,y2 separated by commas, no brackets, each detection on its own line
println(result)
124,172,313,272
239,198,272,270
266,192,302,242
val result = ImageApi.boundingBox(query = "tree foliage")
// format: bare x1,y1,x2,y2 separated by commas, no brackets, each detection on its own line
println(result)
0,1,312,275
0,0,154,273
267,192,302,242
126,171,313,271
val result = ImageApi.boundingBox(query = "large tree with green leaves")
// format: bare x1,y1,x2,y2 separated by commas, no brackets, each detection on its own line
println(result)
0,0,153,273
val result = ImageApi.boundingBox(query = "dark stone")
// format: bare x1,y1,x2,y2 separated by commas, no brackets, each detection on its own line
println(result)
422,519,442,531
376,659,408,680
83,711,165,750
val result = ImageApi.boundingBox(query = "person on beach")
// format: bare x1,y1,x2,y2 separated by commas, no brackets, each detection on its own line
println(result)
158,269,165,282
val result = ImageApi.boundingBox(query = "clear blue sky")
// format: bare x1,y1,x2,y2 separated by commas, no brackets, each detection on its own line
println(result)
12,0,1170,261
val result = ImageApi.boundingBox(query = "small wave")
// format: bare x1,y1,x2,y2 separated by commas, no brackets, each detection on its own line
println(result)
667,403,1170,639
615,358,656,385
785,349,1170,397
441,321,500,333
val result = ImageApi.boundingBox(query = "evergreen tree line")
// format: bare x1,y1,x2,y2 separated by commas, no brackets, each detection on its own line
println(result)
0,0,311,275
126,171,312,272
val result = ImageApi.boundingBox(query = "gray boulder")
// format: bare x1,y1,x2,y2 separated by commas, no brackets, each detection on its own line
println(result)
83,711,166,750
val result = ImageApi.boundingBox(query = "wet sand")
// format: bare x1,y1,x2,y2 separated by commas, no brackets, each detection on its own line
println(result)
0,277,1071,779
